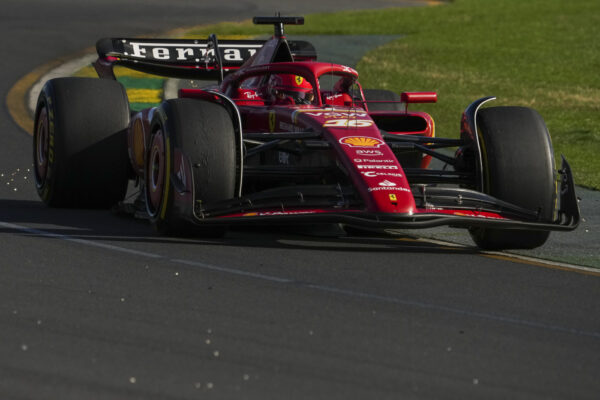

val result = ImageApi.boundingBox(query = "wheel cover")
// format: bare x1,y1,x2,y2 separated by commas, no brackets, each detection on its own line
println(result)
34,107,49,187
146,130,166,216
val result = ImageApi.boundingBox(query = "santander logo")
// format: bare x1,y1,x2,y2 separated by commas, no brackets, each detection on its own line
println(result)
378,180,396,187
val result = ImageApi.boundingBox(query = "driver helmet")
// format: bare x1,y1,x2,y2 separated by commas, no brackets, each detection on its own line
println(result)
268,74,314,105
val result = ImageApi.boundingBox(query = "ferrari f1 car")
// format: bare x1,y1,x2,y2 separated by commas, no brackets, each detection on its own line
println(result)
33,16,580,250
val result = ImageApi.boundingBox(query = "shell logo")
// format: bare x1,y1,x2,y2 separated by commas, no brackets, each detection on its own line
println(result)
339,136,385,148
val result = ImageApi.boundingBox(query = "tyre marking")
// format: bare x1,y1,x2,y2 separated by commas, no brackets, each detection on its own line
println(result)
477,128,490,192
160,135,171,220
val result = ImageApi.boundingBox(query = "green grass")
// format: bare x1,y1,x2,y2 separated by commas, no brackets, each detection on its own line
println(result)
186,0,600,189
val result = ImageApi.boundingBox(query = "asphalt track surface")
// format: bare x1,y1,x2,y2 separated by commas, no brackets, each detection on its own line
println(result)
1,1,599,399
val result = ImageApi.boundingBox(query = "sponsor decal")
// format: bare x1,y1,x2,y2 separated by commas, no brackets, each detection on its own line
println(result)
124,41,260,63
339,136,384,148
269,110,276,133
324,119,373,128
325,94,343,102
278,122,296,132
242,210,317,217
389,194,397,202
357,165,398,170
378,180,396,187
367,186,411,193
306,111,368,118
450,211,502,219
353,158,393,163
294,75,304,86
292,108,366,124
356,149,384,156
278,151,290,165
361,171,404,178
296,108,365,114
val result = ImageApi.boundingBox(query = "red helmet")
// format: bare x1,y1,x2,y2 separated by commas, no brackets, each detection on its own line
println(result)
268,74,314,104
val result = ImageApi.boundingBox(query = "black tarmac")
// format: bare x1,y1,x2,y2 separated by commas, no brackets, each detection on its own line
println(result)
1,1,599,399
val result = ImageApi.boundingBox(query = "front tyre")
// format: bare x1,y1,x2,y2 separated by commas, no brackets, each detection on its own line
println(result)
469,106,557,250
145,98,236,236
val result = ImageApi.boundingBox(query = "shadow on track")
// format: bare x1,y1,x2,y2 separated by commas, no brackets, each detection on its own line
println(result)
0,199,480,255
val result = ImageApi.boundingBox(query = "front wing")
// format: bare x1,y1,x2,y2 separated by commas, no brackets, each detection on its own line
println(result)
185,157,580,233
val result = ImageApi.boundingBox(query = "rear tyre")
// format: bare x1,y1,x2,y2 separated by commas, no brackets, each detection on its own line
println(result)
469,106,557,250
145,98,236,236
33,77,130,208
363,89,402,111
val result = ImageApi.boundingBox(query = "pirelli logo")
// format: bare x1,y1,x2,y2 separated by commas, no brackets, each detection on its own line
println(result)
357,165,399,170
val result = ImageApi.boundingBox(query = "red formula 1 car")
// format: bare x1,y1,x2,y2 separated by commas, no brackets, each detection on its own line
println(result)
33,16,579,250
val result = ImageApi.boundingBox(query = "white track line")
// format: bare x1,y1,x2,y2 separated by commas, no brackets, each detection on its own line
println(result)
2,220,599,339
0,221,162,259
28,54,97,114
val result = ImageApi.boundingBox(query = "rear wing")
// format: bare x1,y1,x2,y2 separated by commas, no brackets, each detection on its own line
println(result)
94,36,316,80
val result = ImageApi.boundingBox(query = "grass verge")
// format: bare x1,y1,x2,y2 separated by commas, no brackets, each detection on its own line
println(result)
186,0,600,188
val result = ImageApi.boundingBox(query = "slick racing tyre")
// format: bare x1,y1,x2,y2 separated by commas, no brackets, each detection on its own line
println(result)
363,89,402,111
33,78,130,208
145,98,236,236
469,106,557,250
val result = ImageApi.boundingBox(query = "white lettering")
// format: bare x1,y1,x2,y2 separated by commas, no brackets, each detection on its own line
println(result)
324,119,373,128
356,150,383,156
367,187,411,193
357,165,399,170
130,43,147,58
362,171,404,178
152,47,170,60
176,48,194,60
258,211,315,216
353,158,393,163
199,48,216,58
224,48,242,61
308,112,368,119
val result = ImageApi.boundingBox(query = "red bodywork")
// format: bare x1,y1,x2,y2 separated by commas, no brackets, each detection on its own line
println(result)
130,58,437,218
95,21,578,234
